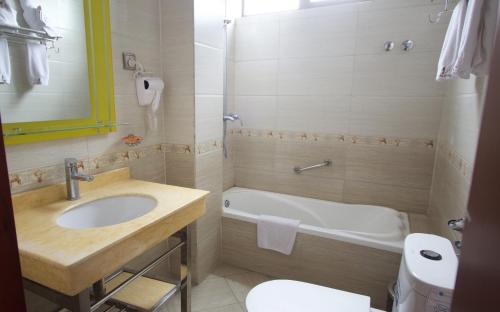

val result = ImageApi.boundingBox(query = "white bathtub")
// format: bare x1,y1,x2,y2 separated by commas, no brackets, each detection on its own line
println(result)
223,187,409,253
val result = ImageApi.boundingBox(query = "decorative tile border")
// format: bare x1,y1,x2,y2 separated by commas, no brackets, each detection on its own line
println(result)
227,128,435,149
162,143,194,155
9,144,164,193
9,139,225,192
196,139,223,155
437,141,473,180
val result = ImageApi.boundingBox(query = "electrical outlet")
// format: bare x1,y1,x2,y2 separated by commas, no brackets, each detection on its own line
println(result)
122,52,137,71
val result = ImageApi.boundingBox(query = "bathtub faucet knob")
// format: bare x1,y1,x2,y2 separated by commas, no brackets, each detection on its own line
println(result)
448,218,466,233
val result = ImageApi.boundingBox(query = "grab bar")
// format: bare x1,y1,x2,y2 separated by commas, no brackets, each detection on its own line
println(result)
294,160,332,174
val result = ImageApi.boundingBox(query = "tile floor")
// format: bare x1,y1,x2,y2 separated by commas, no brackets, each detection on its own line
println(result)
100,263,386,312
160,263,271,312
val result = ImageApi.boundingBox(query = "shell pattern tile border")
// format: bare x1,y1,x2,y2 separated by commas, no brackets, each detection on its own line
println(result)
8,139,224,192
8,129,471,192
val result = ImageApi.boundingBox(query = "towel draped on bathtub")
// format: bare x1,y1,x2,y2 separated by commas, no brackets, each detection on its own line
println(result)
257,214,300,255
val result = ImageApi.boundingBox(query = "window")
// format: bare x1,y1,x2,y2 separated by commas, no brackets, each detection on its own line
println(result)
243,0,365,16
244,0,300,16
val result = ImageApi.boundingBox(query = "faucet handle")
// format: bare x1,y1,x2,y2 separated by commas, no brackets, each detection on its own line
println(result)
65,158,78,168
448,218,466,232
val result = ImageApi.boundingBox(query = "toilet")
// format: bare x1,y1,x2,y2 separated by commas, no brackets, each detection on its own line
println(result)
393,233,458,312
246,233,458,312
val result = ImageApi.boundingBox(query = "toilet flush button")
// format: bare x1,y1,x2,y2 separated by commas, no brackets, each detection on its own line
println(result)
420,250,443,261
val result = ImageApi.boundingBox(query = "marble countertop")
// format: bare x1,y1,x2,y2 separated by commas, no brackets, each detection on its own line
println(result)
13,167,208,296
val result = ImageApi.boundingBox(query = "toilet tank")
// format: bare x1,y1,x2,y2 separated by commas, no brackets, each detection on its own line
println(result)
393,234,458,312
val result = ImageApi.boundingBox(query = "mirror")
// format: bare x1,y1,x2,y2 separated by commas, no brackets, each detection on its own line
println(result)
0,0,115,145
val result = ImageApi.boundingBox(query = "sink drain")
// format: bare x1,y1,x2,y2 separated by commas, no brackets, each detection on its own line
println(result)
224,200,230,208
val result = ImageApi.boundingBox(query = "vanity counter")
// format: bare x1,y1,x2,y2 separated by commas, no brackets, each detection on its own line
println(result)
13,168,208,296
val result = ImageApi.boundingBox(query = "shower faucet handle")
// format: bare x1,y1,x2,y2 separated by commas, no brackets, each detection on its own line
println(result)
448,218,466,233
223,113,243,127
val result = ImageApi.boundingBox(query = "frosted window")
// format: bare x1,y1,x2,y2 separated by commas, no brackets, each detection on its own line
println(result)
244,0,300,16
243,0,366,16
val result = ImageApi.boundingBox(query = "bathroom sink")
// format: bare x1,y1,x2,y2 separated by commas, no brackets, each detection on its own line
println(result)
57,195,157,229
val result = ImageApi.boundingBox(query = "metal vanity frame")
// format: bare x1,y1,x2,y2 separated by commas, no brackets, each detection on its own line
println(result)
23,225,193,312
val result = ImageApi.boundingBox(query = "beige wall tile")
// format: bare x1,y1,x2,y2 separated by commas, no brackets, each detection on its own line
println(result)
235,20,279,61
428,77,485,242
196,150,223,193
165,152,195,188
277,96,350,134
277,56,354,96
346,144,434,189
429,152,471,241
234,96,277,130
195,191,223,240
195,44,224,96
279,14,356,59
344,180,429,214
350,96,443,140
234,167,278,193
235,60,278,96
233,136,276,173
193,227,221,283
165,95,195,145
130,153,166,184
223,150,235,191
196,96,224,143
409,213,435,234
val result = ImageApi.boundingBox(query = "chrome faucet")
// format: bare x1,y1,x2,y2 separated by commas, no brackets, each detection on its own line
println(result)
448,218,466,233
448,217,466,256
65,158,94,200
223,113,243,126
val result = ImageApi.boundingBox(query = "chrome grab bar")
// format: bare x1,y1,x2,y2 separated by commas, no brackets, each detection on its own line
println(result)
294,160,332,174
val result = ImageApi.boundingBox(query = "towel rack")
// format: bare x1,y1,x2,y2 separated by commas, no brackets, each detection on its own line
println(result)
428,0,450,24
0,24,60,46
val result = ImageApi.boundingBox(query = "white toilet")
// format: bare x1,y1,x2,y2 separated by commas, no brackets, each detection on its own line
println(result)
393,233,458,312
246,233,458,312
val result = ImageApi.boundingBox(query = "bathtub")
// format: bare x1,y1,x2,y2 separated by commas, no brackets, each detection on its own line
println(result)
223,187,409,253
221,187,410,308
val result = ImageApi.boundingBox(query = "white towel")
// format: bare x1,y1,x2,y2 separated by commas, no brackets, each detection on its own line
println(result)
0,0,18,27
436,0,468,80
0,38,10,84
257,215,300,255
469,0,499,77
20,0,59,86
20,0,59,37
0,0,18,85
437,0,499,80
25,41,48,85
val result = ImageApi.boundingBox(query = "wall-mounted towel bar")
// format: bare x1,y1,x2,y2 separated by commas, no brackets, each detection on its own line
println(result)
0,24,60,45
294,160,332,174
428,0,450,24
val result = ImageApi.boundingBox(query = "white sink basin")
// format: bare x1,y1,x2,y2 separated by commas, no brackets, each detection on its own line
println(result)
57,195,157,229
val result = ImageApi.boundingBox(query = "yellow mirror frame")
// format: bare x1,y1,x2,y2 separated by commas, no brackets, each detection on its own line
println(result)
2,0,116,145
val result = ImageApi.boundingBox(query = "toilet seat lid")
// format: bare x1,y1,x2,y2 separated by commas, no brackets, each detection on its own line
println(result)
246,280,371,312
